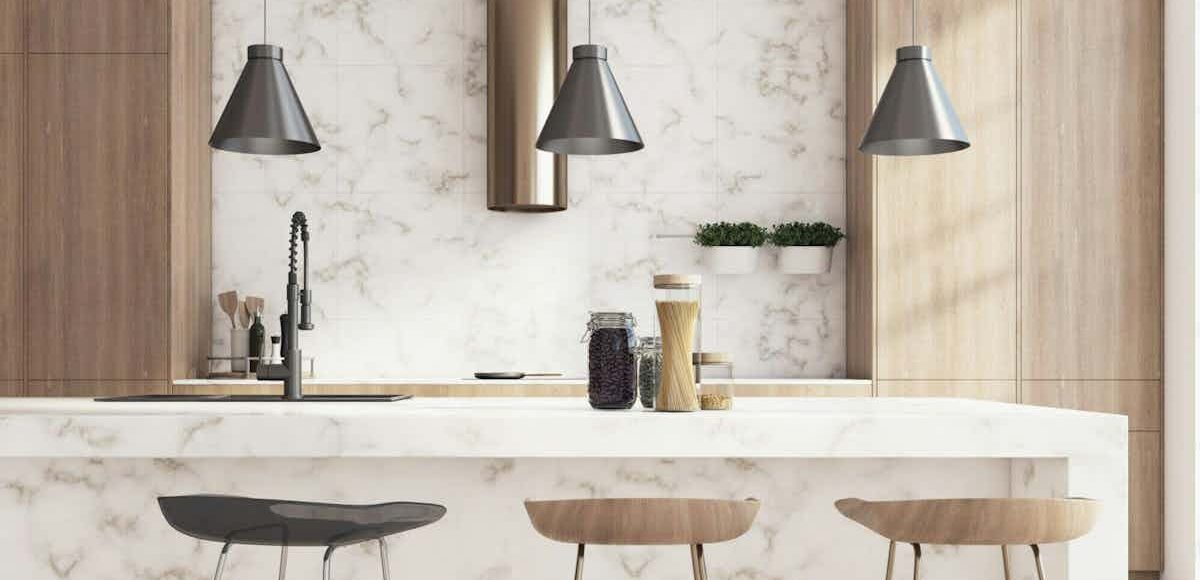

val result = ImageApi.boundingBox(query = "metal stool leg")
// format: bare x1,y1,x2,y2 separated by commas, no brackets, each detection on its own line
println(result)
213,542,232,580
379,539,391,580
574,544,586,580
689,544,708,580
323,546,338,580
910,543,922,580
278,545,288,580
883,541,896,580
1001,545,1012,580
1030,544,1046,580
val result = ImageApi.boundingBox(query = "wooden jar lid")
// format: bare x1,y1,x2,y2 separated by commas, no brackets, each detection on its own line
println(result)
692,352,731,365
654,274,702,289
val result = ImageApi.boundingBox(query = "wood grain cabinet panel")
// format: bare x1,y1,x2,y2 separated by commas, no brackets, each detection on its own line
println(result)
0,56,21,387
1020,0,1163,380
872,0,1018,381
1130,432,1162,571
876,381,1017,402
0,0,23,52
1020,381,1162,431
26,55,170,381
29,0,168,53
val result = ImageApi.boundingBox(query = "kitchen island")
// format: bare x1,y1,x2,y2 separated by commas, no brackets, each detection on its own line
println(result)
0,397,1125,580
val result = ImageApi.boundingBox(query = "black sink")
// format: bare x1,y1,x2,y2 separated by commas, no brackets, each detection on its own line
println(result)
95,394,413,402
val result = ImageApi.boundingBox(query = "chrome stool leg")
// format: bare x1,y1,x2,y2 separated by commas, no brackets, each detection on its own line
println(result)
573,544,586,580
1001,545,1012,580
1030,544,1046,580
689,544,708,580
212,542,232,580
910,543,922,580
278,545,288,580
379,539,391,580
323,546,338,580
883,540,896,580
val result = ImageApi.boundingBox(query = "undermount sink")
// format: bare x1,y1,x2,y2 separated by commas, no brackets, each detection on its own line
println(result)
94,394,413,402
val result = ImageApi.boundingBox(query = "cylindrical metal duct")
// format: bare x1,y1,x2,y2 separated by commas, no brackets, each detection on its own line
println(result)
487,0,568,212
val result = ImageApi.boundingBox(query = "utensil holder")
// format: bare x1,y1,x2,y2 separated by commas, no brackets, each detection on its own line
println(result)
230,328,249,372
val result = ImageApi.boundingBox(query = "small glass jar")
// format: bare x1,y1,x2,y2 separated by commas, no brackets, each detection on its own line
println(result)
653,274,702,412
582,312,638,410
695,352,734,410
636,337,662,408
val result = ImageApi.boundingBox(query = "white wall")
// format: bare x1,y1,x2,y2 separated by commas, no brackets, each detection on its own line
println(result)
209,0,848,379
1165,0,1199,576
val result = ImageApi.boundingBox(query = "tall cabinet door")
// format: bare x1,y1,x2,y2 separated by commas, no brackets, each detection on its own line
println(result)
0,55,23,392
26,54,170,385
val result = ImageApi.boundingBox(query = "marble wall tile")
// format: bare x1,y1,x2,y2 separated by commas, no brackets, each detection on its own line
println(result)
212,0,847,379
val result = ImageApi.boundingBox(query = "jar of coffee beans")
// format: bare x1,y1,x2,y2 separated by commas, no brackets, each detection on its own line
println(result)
582,312,639,409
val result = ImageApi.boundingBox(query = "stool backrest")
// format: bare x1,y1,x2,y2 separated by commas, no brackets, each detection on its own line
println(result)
835,497,1099,545
525,498,760,545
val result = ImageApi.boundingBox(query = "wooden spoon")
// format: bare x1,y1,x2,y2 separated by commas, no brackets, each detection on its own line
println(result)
244,296,265,316
217,291,239,329
237,300,252,329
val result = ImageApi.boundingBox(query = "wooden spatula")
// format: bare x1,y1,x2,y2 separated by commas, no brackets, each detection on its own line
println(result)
218,291,239,329
244,296,265,317
237,300,252,329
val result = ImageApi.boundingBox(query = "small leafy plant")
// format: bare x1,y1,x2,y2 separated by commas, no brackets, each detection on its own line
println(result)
693,222,769,247
768,222,845,247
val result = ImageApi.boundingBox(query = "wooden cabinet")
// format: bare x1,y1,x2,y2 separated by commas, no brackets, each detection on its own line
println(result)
7,0,210,392
848,0,1164,573
1020,0,1163,380
0,56,22,392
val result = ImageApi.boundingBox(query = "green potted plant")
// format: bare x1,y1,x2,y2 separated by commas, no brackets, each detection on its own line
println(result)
768,221,845,274
693,221,768,274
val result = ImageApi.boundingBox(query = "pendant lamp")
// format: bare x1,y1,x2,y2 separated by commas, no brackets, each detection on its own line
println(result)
536,0,643,155
209,1,320,155
859,0,968,156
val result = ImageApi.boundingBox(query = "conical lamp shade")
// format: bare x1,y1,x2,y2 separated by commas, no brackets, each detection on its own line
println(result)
860,46,969,156
210,44,321,155
536,45,643,155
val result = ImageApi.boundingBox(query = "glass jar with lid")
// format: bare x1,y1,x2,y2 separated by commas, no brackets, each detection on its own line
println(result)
636,337,662,408
582,312,638,410
652,274,702,412
695,352,734,410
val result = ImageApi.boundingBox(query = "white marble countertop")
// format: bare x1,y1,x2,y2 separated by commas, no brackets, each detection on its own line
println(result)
0,397,1126,459
172,377,871,387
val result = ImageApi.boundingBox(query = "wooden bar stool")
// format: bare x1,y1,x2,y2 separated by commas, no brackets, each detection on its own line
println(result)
835,497,1099,580
525,498,760,580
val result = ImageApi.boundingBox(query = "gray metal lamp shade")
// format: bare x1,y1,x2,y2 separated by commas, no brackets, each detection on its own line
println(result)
210,44,321,155
859,46,969,156
536,45,643,155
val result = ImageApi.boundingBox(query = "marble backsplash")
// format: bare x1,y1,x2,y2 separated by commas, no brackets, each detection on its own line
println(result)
211,0,846,378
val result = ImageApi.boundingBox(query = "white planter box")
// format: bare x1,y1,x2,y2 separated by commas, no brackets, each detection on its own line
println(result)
778,246,833,274
703,246,759,274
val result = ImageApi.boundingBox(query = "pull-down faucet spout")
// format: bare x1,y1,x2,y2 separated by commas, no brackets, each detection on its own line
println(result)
257,212,313,399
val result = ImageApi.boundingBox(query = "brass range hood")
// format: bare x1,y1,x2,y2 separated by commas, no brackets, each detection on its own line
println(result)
487,0,568,212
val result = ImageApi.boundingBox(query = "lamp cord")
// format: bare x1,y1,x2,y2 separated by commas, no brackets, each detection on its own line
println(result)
587,0,592,44
912,0,917,45
263,0,268,43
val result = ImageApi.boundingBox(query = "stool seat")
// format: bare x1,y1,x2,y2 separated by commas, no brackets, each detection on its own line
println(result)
159,494,446,547
835,497,1099,545
525,498,759,545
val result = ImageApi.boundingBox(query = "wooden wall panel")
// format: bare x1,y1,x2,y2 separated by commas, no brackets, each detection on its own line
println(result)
0,0,23,52
169,0,212,380
845,0,874,380
1021,380,1161,431
877,381,1016,402
873,0,1018,380
0,56,22,383
28,0,168,53
1020,0,1163,380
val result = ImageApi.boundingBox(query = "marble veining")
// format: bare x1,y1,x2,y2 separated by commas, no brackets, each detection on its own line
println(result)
211,0,847,379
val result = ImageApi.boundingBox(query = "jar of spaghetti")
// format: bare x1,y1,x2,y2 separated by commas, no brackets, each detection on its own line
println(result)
582,312,639,409
652,274,702,412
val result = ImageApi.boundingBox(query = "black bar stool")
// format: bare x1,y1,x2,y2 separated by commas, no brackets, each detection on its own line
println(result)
159,494,446,580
